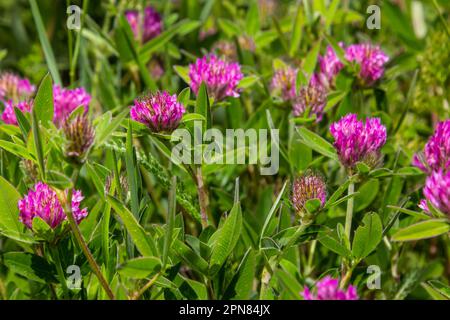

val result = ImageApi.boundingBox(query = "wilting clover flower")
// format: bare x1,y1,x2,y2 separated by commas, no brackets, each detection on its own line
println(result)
345,44,389,86
63,114,95,162
125,6,162,43
211,40,238,61
292,172,327,215
1,99,33,125
53,85,91,127
293,74,327,121
413,120,450,174
0,72,34,102
130,91,186,132
302,276,358,300
188,54,243,101
419,170,450,216
270,66,298,101
18,182,88,230
330,114,387,169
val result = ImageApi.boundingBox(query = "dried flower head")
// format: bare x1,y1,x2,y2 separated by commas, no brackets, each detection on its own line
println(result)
1,99,33,125
125,6,162,43
0,72,34,102
53,85,91,127
18,182,88,229
211,40,238,61
293,74,327,121
413,120,450,174
419,170,450,217
302,276,358,300
292,172,327,214
130,91,186,132
63,114,95,162
270,66,298,101
330,114,387,169
188,54,243,101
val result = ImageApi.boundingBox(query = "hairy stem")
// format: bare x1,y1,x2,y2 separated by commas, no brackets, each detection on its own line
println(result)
65,169,115,300
131,272,161,300
195,166,210,228
50,245,70,299
344,182,355,241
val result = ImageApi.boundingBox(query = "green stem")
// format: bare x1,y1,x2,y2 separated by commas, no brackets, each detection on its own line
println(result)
282,221,311,253
65,169,115,300
344,182,355,241
195,166,210,228
50,245,70,299
340,262,356,289
132,272,161,300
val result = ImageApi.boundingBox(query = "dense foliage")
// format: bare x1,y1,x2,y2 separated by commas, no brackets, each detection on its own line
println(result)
0,0,449,300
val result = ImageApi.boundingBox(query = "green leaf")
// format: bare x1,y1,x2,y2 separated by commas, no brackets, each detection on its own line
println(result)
217,18,240,37
296,127,338,160
181,113,206,124
318,227,352,258
352,212,383,260
354,179,380,212
237,75,259,89
303,39,322,80
223,249,256,299
195,82,211,132
386,205,431,220
162,177,176,270
126,120,140,220
245,1,260,36
46,170,73,189
28,0,61,84
259,181,287,248
172,239,209,274
106,195,156,257
392,219,450,242
0,140,34,160
95,109,128,146
4,252,57,283
173,65,190,84
289,4,304,57
31,107,45,181
33,73,54,127
177,87,191,106
118,257,161,279
209,179,243,275
140,20,193,63
14,107,31,140
0,176,34,243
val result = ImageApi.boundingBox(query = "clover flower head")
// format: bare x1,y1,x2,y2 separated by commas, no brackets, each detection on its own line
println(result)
63,114,95,162
319,44,345,86
53,85,91,127
330,113,387,169
345,44,389,86
292,171,327,213
270,66,298,101
302,276,358,300
293,74,327,121
125,6,162,43
1,99,33,125
0,72,34,102
413,120,450,174
419,170,450,216
18,182,88,229
130,91,186,132
188,54,243,101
